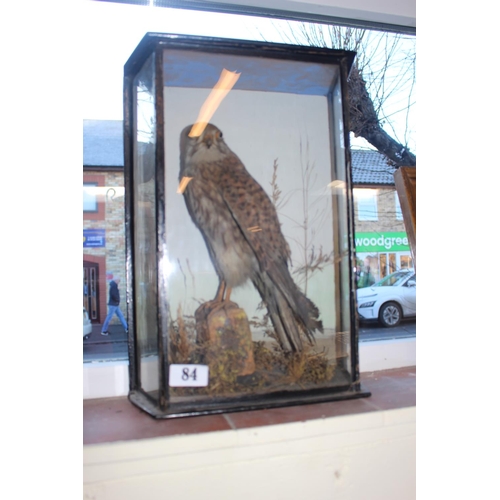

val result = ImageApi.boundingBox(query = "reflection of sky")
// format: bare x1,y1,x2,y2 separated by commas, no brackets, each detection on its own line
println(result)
162,50,339,96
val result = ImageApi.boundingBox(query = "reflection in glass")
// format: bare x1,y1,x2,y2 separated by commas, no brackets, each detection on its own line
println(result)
331,76,352,372
83,182,98,212
133,53,159,398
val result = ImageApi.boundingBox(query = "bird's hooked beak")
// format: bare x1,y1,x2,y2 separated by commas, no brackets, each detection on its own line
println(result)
203,130,216,149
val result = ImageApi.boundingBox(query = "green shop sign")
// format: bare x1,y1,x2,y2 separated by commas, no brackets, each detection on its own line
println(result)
355,232,410,252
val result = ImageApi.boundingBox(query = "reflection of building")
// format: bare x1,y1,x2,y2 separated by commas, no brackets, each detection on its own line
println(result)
83,120,126,324
352,150,413,284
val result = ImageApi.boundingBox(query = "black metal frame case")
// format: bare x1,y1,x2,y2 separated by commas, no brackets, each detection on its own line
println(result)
124,32,370,418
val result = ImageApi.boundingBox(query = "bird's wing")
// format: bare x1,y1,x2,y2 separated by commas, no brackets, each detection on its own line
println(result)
219,167,290,269
218,165,301,303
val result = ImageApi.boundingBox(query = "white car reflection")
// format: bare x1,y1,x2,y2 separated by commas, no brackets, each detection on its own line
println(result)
357,270,416,327
83,307,92,339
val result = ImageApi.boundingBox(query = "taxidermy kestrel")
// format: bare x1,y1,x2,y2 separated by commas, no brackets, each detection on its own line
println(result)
179,123,323,352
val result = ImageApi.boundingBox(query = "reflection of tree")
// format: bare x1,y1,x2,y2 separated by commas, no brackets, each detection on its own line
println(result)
133,56,158,358
135,53,156,145
136,82,155,143
135,59,156,185
268,25,416,167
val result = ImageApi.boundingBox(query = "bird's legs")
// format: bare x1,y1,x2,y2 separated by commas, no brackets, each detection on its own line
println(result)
207,280,236,313
195,279,237,332
213,280,233,302
214,280,226,302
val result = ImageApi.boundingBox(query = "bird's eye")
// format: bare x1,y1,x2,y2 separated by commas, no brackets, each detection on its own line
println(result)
218,131,223,139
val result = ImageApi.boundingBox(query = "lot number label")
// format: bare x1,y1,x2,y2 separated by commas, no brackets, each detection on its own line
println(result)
169,364,209,387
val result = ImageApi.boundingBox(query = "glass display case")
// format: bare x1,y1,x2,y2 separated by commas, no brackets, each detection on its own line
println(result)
124,33,370,418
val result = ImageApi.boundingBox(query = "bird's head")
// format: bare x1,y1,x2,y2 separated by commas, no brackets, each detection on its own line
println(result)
180,123,229,173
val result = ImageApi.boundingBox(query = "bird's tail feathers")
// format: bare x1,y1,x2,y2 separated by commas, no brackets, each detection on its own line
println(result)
295,291,323,336
253,273,323,353
268,265,323,335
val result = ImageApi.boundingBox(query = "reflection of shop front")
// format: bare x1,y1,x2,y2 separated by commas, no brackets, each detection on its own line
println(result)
355,231,413,283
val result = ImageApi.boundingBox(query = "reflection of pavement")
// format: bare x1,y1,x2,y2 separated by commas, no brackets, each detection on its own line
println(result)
84,324,128,344
83,324,128,362
84,321,416,363
359,319,416,342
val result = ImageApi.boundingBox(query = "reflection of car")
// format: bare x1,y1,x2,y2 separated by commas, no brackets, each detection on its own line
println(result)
356,270,416,327
83,307,92,339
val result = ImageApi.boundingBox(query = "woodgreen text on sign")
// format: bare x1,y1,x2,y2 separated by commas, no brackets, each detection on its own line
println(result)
355,232,409,252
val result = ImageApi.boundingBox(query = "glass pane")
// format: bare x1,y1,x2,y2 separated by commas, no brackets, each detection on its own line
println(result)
331,76,352,373
83,182,98,212
380,253,388,279
388,253,397,274
400,254,413,269
395,192,403,220
132,53,159,399
354,189,378,221
161,48,354,407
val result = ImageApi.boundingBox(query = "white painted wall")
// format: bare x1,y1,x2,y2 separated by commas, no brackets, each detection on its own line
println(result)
83,406,416,500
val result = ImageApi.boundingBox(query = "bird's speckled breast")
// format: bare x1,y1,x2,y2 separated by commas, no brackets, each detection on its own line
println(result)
184,176,258,288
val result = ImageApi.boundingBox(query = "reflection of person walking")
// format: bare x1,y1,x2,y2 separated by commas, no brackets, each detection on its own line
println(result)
357,257,376,289
101,278,128,336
